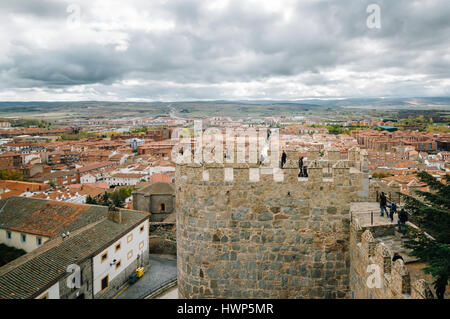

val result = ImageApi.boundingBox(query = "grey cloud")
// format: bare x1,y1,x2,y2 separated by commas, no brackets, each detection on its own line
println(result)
0,0,449,100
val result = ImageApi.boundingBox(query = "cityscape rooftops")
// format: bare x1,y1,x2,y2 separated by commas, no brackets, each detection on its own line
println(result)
0,197,107,237
0,202,149,299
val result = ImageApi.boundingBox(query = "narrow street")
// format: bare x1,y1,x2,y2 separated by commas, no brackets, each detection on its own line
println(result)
115,254,177,299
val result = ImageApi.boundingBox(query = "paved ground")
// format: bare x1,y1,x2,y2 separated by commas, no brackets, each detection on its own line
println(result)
116,254,177,299
156,286,179,299
350,202,399,227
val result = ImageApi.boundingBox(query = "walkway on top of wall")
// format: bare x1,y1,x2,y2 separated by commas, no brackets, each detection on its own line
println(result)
351,201,414,259
350,201,438,292
350,202,400,227
115,254,177,299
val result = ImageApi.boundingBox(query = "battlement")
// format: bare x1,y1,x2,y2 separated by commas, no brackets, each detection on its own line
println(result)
349,219,434,299
175,146,368,189
177,161,357,183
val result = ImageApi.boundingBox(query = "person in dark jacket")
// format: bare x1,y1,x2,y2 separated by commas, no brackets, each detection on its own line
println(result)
379,192,388,217
392,252,404,263
281,151,287,168
298,156,304,177
398,209,408,234
389,202,397,222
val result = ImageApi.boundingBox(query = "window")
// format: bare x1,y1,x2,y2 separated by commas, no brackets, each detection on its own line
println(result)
101,275,109,292
115,260,122,270
6,231,11,240
21,234,26,243
101,252,108,263
40,293,49,299
127,250,133,260
127,233,133,243
115,242,121,252
160,203,166,212
139,225,144,233
36,237,42,246
139,240,144,250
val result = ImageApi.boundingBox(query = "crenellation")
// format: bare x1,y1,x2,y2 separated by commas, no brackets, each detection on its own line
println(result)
375,242,392,275
349,220,434,299
391,259,411,296
348,147,360,162
411,279,434,299
327,147,341,162
307,148,320,161
360,229,376,258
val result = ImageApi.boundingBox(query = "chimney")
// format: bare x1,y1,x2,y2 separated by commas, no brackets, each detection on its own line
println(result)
108,205,122,224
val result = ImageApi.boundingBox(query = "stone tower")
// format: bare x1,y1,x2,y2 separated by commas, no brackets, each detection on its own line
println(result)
175,147,369,298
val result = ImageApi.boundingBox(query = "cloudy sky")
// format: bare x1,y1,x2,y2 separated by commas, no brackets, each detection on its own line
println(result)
0,0,449,101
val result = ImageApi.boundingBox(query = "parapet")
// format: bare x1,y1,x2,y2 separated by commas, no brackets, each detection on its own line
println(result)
391,259,411,295
411,279,434,299
360,229,376,259
327,147,341,161
175,159,364,189
175,147,368,202
374,243,391,274
350,226,434,299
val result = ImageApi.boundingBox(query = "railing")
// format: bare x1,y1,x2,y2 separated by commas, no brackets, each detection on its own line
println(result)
350,211,394,226
375,190,402,206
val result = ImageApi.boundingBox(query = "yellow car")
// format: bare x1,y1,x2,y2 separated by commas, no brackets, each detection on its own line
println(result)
136,267,145,278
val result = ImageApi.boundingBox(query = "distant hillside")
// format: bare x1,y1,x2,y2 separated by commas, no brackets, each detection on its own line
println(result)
0,97,448,120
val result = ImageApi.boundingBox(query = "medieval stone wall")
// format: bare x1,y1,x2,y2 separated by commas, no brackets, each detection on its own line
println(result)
349,219,434,299
176,149,369,298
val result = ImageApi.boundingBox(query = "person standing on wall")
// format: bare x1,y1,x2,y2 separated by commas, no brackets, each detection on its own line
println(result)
398,208,408,235
389,202,397,222
392,252,404,262
380,192,388,217
298,156,304,177
281,151,287,168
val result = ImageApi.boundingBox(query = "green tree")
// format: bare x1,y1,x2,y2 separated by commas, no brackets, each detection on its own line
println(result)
400,172,450,299
86,195,97,205
372,172,391,179
0,169,24,181
327,124,344,135
111,191,124,208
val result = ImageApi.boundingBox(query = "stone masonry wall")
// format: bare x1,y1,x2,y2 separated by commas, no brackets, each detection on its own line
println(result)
176,149,369,299
349,219,434,299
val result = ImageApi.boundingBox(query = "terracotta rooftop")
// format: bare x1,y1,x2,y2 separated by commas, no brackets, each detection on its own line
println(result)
149,173,173,184
0,180,50,193
110,173,147,179
0,205,149,299
68,182,109,190
0,197,107,237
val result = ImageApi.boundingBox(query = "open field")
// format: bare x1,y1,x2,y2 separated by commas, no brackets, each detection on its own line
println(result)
0,98,449,123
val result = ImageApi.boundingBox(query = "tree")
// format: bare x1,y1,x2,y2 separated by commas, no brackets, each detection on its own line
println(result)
86,195,97,205
102,191,109,203
327,124,344,135
111,191,124,208
400,172,450,299
0,169,24,181
372,172,391,179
